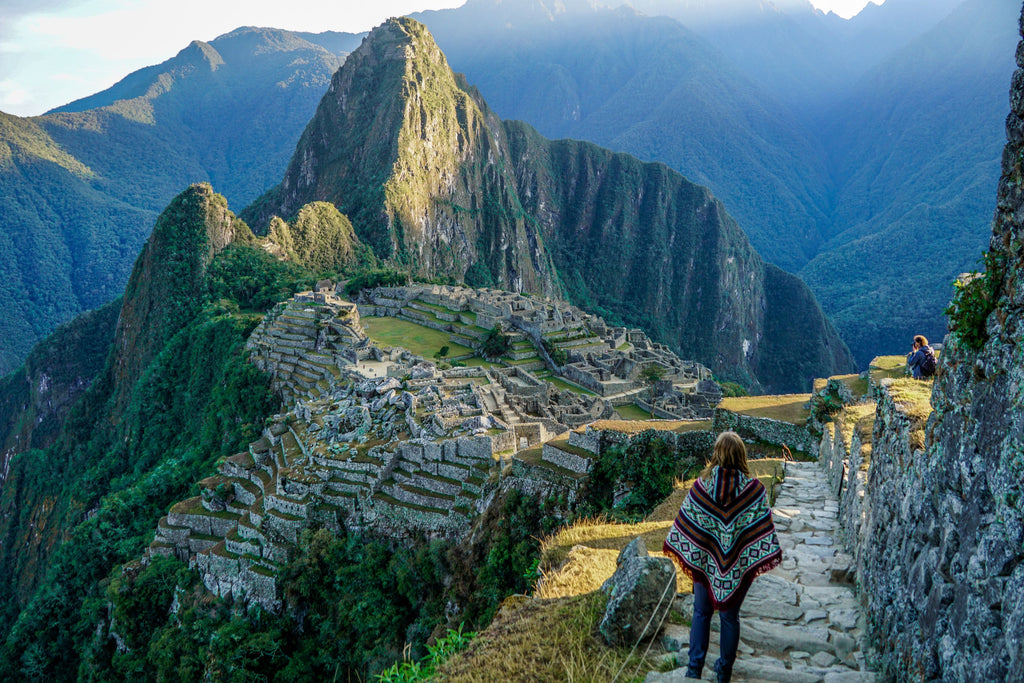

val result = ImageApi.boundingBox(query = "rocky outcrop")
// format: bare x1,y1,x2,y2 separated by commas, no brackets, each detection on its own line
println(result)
599,537,676,647
245,18,855,392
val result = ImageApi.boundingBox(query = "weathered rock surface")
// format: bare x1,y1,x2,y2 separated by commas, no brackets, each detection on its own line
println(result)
599,537,676,647
812,8,1024,680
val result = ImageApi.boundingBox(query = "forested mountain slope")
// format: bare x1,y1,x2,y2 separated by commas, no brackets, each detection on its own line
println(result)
416,0,1019,365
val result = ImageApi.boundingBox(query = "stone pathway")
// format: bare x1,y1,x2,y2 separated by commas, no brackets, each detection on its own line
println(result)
646,461,881,683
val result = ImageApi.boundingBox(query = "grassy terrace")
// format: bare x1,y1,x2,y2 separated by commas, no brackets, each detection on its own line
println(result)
545,436,595,460
584,418,710,434
504,356,541,365
887,377,935,422
614,404,652,420
838,403,876,453
515,445,587,480
813,373,870,400
374,492,449,515
869,355,910,383
171,496,240,520
718,393,812,426
411,299,461,316
540,374,596,396
362,316,474,359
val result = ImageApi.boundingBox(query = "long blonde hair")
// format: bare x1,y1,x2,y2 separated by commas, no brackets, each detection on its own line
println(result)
701,431,751,481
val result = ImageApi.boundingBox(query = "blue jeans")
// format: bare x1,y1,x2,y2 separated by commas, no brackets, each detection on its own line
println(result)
685,583,740,681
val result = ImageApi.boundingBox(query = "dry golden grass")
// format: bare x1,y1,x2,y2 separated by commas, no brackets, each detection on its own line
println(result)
886,378,934,451
717,394,811,426
535,546,622,599
435,592,657,683
887,378,934,422
838,404,876,452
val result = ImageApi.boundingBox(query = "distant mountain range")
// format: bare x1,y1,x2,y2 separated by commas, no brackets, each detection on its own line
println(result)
0,0,1015,375
0,27,358,373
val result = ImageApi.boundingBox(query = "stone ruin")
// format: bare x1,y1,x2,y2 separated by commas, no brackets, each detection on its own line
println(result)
146,283,721,610
358,284,716,419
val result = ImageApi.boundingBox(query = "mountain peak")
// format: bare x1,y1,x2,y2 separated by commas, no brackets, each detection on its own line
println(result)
111,183,250,413
177,40,225,70
245,16,498,265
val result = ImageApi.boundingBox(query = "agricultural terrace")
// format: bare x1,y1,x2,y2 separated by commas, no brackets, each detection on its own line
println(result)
717,394,812,426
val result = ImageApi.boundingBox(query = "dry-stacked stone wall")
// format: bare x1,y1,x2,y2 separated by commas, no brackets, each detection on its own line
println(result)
823,9,1024,679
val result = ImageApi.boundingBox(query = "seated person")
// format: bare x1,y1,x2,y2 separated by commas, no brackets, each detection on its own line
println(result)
907,335,936,379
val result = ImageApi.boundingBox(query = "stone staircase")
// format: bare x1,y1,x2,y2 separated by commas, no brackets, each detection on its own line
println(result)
247,298,365,403
647,461,880,683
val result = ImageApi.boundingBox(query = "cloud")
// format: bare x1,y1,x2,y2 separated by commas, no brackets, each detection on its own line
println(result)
0,0,78,39
0,78,33,108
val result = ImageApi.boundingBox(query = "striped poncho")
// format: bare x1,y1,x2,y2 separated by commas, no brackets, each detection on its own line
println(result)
663,466,782,610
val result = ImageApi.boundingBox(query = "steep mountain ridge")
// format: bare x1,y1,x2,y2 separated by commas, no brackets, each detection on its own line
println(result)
111,184,251,413
244,19,560,297
0,184,283,679
247,17,854,391
416,2,834,270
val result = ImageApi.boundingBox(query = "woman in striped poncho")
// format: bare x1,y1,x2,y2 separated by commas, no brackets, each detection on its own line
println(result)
663,431,782,683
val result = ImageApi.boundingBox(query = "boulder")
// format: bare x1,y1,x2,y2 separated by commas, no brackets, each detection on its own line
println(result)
599,537,677,647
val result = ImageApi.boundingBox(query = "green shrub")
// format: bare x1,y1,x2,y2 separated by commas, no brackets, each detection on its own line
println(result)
719,381,749,397
480,326,510,358
542,339,568,366
583,435,700,518
377,626,475,682
945,251,1004,351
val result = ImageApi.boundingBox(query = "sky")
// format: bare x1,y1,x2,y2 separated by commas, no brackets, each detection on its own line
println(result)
0,0,881,117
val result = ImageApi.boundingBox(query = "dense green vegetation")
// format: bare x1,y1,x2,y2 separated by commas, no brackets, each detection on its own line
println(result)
480,326,510,359
344,269,411,296
0,185,312,680
207,244,317,311
0,305,278,681
265,202,367,273
54,487,562,681
583,435,702,518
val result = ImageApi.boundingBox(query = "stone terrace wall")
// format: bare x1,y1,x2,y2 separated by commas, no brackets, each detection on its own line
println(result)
711,409,817,456
824,11,1024,680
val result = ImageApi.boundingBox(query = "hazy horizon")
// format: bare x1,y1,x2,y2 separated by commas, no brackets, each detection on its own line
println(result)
1,0,883,117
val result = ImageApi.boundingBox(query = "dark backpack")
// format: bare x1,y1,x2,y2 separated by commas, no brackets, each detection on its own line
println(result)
920,348,937,377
